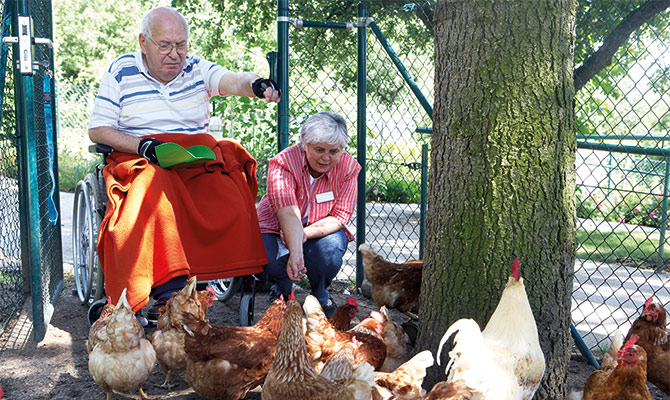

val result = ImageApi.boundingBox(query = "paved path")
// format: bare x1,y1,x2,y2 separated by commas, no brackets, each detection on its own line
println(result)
59,192,670,350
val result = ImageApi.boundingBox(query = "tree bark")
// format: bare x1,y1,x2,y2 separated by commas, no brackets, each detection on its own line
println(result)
420,1,577,399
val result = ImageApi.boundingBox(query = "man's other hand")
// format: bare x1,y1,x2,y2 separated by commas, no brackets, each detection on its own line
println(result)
137,137,164,164
251,78,281,103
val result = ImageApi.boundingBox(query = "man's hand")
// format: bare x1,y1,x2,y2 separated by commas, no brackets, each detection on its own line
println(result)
137,137,164,164
251,78,281,103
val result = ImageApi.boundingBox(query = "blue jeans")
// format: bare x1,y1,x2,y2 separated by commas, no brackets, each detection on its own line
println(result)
259,228,348,307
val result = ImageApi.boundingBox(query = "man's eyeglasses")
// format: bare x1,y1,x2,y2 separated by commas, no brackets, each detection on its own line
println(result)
147,36,188,55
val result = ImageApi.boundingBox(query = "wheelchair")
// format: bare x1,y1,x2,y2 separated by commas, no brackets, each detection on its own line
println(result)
72,143,257,326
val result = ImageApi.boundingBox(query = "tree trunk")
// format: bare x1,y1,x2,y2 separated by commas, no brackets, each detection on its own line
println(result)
419,1,577,399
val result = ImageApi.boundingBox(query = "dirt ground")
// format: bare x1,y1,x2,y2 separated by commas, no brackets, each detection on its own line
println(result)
0,277,668,400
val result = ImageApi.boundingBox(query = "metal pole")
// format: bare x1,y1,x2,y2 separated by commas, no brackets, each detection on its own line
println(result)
355,2,367,288
13,0,45,341
419,144,428,259
570,324,600,369
277,0,289,151
658,158,670,269
368,21,432,121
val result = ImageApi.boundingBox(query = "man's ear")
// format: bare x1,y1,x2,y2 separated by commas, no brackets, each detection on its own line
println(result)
138,34,147,54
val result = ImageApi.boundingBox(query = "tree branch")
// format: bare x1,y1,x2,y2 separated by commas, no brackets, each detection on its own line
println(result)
573,0,670,92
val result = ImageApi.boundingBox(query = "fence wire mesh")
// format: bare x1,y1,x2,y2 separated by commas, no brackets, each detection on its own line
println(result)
573,2,670,351
0,1,21,336
283,1,433,284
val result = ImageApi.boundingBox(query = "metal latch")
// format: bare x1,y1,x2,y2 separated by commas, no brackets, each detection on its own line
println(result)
2,15,53,75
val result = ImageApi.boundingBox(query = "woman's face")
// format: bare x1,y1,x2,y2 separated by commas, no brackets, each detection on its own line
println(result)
305,142,343,177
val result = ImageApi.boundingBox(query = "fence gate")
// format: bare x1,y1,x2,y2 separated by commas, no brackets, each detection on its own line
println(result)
0,0,62,342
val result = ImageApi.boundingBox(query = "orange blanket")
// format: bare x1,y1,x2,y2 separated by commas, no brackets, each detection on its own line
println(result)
97,133,267,311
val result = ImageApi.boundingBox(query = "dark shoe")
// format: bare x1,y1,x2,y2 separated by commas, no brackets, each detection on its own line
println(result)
146,297,169,326
322,297,337,319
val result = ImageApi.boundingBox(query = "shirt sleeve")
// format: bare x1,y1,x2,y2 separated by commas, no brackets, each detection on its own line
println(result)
88,68,120,130
266,157,299,213
197,57,230,97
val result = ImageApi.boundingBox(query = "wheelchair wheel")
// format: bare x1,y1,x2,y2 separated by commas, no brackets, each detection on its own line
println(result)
72,173,105,305
239,293,254,326
208,277,242,302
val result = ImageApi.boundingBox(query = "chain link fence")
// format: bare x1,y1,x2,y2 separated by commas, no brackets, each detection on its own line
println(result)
0,1,22,336
572,2,670,352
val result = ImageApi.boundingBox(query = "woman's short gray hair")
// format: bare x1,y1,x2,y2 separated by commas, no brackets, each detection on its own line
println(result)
300,112,348,149
140,7,189,40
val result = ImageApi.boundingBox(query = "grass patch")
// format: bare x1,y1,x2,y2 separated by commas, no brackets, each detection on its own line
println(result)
576,228,669,266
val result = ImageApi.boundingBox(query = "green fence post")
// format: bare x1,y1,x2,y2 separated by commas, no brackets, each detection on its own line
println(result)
658,158,670,269
12,0,45,341
277,0,289,151
355,2,367,288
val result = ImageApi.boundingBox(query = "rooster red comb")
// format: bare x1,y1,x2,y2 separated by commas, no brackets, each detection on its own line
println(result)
346,297,358,307
511,257,521,280
288,290,296,301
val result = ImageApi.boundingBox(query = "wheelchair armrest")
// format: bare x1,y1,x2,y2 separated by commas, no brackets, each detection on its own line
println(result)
88,143,114,155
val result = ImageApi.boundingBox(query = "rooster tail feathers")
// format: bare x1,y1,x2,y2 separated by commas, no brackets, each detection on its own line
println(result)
346,361,376,400
437,319,482,366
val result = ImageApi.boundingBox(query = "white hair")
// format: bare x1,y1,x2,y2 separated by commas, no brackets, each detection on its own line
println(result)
300,112,349,148
140,6,189,40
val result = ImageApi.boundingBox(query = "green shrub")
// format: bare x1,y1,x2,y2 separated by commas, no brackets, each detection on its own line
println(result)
58,148,98,192
576,186,664,228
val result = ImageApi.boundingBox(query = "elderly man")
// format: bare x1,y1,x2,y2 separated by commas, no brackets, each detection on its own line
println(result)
88,6,280,324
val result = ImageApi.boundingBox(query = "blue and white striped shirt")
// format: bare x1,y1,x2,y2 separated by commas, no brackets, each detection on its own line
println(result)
89,51,229,137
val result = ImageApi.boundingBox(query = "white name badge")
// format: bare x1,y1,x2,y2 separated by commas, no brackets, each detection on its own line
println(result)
315,191,335,203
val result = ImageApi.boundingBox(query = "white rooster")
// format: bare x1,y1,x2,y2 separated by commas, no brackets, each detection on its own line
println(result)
437,258,545,400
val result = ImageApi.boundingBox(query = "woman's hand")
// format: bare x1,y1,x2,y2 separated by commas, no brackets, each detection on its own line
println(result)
286,252,306,281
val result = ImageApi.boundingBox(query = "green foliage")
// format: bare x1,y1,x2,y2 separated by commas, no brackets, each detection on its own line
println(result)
576,228,669,265
576,186,664,228
53,0,163,86
57,147,98,192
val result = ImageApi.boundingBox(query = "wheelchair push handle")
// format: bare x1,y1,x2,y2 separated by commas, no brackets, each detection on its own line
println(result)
88,143,114,155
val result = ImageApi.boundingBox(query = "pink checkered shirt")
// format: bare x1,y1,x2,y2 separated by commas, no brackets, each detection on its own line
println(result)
256,144,361,241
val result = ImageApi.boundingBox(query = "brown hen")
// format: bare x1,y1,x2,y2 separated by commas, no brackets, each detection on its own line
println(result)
329,297,358,331
262,299,375,400
180,297,286,399
581,334,652,400
303,294,387,371
149,276,214,388
624,297,670,394
358,243,422,319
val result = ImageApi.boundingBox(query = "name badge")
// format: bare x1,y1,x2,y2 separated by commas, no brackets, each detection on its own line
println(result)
315,191,335,203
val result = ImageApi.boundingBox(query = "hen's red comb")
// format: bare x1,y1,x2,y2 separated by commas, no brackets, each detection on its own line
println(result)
511,257,521,280
205,285,216,306
346,297,357,307
643,297,653,311
620,334,639,354
288,290,296,301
